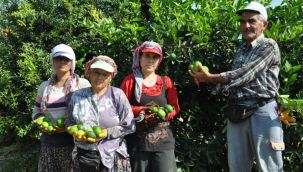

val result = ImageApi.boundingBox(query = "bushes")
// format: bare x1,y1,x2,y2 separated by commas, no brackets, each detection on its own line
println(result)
0,0,302,171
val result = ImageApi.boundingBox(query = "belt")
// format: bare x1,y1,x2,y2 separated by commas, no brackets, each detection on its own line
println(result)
229,98,275,108
255,98,275,107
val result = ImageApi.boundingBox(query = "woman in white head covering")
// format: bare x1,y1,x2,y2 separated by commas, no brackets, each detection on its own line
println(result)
32,44,91,172
67,56,135,172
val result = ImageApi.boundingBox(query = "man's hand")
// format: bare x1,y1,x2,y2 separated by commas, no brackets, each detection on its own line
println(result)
188,63,211,83
189,63,228,84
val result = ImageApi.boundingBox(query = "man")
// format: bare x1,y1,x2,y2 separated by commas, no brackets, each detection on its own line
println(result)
189,2,284,172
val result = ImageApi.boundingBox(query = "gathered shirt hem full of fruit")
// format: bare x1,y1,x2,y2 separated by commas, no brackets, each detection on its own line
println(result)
67,86,135,169
32,78,91,146
120,74,180,119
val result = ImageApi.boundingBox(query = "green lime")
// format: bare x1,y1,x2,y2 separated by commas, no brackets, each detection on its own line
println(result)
193,61,202,72
149,106,159,113
92,125,102,135
48,126,54,132
157,109,166,120
188,64,194,70
77,124,85,131
68,125,78,134
164,104,174,113
36,117,44,125
86,127,93,132
42,122,49,128
56,118,65,127
203,66,209,72
86,131,97,138
44,116,51,122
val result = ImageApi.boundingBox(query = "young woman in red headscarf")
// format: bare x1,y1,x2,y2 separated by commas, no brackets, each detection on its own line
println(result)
120,41,180,172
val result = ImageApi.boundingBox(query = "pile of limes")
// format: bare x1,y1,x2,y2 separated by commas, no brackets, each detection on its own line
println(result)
148,104,174,120
188,60,209,72
67,124,107,143
32,116,65,133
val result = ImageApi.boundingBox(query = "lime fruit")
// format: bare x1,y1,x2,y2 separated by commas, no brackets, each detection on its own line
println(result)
149,106,159,113
77,124,85,131
36,117,44,125
48,126,54,132
188,64,194,70
77,130,86,139
98,129,107,138
164,104,174,113
93,126,102,136
42,122,49,128
56,118,65,127
202,66,209,72
44,116,51,122
87,137,97,142
193,61,202,72
86,131,97,138
157,109,166,120
68,125,78,135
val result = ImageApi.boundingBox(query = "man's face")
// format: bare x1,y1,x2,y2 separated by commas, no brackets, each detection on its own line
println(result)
239,11,268,44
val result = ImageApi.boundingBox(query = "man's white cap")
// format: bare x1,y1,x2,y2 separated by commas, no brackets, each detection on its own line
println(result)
90,60,114,73
236,2,268,20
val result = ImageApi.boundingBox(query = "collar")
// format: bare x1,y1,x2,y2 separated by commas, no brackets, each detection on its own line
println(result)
243,33,265,49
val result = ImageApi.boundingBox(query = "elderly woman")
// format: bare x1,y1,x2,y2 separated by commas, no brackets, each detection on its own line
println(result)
67,56,135,172
32,44,91,172
120,41,180,172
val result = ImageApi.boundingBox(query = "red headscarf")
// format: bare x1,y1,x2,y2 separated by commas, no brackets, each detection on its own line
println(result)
132,41,163,102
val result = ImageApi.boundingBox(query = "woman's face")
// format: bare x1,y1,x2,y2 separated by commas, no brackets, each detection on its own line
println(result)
53,56,72,74
140,52,160,75
89,68,112,91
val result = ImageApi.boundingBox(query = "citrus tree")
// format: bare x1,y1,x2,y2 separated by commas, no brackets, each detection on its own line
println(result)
0,0,302,171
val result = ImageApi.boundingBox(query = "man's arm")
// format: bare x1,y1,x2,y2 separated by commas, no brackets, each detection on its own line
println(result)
188,64,229,84
189,40,279,87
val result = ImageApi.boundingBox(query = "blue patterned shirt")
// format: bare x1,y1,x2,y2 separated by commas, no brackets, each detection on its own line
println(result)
214,34,281,100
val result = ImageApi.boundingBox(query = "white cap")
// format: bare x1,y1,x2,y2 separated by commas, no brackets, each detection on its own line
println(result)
50,44,76,74
236,2,268,20
90,60,114,73
51,44,75,60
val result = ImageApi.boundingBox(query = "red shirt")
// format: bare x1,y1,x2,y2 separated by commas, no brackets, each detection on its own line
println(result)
120,74,180,120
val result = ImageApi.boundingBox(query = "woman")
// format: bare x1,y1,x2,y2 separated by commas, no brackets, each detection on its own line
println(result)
32,44,91,172
67,55,135,172
120,41,180,172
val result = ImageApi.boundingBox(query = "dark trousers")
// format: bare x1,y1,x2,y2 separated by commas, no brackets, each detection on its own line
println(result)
131,149,177,172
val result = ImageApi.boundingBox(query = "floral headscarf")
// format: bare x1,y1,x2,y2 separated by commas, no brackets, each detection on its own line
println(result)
132,41,163,102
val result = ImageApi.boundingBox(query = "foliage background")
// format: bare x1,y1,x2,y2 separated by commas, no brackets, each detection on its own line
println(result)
0,0,302,171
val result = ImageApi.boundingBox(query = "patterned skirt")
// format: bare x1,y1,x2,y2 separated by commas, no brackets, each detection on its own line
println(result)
108,152,131,172
38,144,73,172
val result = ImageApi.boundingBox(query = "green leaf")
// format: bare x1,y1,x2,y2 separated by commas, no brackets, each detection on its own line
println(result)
283,60,292,73
287,73,297,86
289,64,302,74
